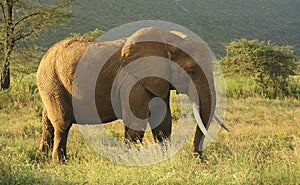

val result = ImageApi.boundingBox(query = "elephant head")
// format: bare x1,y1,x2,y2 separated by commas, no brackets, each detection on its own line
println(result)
120,27,216,152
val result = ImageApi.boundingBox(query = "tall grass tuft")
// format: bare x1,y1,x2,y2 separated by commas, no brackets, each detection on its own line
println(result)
0,73,41,115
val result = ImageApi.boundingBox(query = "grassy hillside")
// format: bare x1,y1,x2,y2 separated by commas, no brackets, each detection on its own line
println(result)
45,0,300,56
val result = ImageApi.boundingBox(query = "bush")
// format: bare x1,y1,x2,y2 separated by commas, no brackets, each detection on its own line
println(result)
220,39,299,99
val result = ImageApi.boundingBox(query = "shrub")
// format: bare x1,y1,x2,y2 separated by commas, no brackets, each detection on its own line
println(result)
220,39,299,99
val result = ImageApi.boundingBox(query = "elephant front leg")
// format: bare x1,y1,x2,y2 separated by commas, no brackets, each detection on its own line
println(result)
36,108,54,160
149,94,172,143
121,83,150,144
150,110,172,143
124,126,145,143
193,127,204,154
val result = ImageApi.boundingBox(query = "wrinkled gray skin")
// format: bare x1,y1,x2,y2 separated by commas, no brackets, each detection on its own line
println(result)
36,27,215,163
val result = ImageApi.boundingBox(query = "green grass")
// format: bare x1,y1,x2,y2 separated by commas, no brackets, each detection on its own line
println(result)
0,73,299,184
224,76,300,100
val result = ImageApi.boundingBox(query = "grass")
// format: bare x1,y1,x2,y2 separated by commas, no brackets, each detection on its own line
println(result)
0,74,299,184
224,76,300,100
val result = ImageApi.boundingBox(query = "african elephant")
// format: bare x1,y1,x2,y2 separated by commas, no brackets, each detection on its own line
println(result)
36,27,221,163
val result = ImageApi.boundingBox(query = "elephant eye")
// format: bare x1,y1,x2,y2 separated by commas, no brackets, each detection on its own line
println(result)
187,69,194,74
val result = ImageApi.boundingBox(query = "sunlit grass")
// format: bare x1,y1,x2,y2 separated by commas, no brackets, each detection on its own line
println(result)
1,96,299,184
0,73,299,184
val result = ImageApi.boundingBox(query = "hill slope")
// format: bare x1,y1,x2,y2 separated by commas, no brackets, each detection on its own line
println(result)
46,0,300,56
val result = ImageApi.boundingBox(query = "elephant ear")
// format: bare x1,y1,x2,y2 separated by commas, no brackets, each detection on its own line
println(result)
120,28,172,98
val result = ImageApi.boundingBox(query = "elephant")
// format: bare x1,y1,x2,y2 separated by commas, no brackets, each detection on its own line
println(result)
36,27,225,163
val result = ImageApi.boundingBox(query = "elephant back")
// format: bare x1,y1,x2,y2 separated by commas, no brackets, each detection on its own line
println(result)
37,37,95,95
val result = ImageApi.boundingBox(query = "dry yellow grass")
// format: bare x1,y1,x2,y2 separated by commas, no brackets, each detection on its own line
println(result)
0,95,299,184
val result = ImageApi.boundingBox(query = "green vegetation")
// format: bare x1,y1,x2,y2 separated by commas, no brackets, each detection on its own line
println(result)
44,0,300,56
224,76,300,100
220,39,299,99
70,28,104,39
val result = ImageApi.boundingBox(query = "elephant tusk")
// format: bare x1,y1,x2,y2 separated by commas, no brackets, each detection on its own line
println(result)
192,102,215,143
214,113,231,132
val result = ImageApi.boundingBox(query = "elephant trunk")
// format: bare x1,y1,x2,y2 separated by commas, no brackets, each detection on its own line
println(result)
188,72,216,152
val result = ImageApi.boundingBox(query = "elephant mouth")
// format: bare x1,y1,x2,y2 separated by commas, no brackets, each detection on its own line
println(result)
170,84,188,95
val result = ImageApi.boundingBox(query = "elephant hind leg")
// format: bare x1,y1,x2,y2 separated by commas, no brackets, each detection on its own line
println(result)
39,89,74,163
52,121,72,163
36,108,54,160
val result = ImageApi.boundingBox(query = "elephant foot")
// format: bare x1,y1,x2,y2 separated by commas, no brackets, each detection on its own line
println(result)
35,142,52,162
35,150,49,162
193,151,207,162
52,148,67,164
124,137,143,149
124,127,145,144
124,137,143,144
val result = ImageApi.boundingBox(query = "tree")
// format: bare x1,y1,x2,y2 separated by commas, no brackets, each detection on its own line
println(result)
70,28,104,39
220,39,298,99
0,0,74,90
